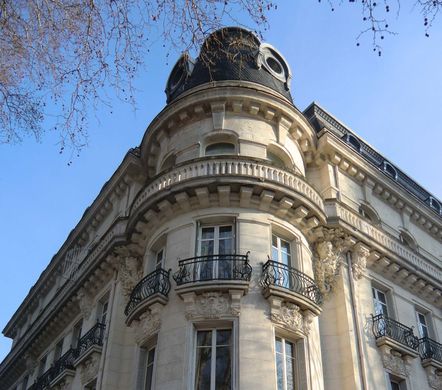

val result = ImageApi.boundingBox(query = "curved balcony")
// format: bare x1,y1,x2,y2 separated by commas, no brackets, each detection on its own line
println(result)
173,253,252,295
131,157,325,217
261,260,322,315
372,314,419,358
125,268,171,324
419,337,442,370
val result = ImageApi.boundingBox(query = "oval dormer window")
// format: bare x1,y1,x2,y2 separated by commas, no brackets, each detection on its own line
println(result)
258,44,291,85
205,142,235,156
344,134,361,152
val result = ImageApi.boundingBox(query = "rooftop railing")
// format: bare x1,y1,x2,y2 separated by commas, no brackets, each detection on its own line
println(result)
173,253,252,285
125,268,171,317
260,260,323,306
372,314,419,351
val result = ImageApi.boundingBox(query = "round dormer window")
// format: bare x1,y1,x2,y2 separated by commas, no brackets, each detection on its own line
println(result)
258,44,291,86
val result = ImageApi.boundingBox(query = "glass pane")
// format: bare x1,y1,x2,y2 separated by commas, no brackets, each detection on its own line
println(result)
275,337,283,353
195,347,212,390
219,226,232,238
145,364,154,390
272,246,278,261
215,346,232,390
276,350,284,390
216,330,231,346
280,239,291,255
285,341,295,390
219,238,232,255
418,313,427,326
272,235,278,247
147,347,155,364
202,227,215,240
197,331,212,347
377,291,387,304
200,240,214,256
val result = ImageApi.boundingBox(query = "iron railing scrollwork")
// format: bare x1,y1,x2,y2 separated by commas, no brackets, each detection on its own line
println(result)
260,260,323,306
173,253,252,285
372,313,419,351
73,322,106,360
125,268,171,316
419,336,442,363
28,348,76,390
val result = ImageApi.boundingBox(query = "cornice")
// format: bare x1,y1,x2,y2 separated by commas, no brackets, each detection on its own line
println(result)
306,103,441,219
139,85,318,176
2,151,143,338
317,132,442,241
325,200,442,308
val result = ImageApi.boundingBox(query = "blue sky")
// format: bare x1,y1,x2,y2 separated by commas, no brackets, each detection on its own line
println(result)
0,2,441,361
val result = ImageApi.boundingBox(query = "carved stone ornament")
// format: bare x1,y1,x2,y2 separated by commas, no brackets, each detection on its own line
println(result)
312,227,355,294
79,353,100,385
425,366,442,390
117,255,142,298
52,377,73,390
132,308,161,344
76,288,94,320
24,350,38,371
182,292,241,320
379,346,411,378
351,243,371,280
269,299,314,336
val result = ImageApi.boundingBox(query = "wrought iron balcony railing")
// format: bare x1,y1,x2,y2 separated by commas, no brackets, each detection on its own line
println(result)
28,368,52,390
372,314,419,351
173,253,252,285
419,336,442,363
125,268,171,316
260,260,323,306
73,322,106,360
50,348,76,381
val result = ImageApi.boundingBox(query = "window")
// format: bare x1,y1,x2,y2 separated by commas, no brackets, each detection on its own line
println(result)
72,319,83,348
195,328,232,390
53,338,64,362
372,287,389,316
399,231,417,251
155,248,165,270
387,374,407,390
272,235,291,267
205,143,235,156
21,375,28,390
267,151,286,169
144,346,156,390
38,355,47,376
160,154,176,172
383,161,398,180
275,336,297,390
98,299,109,325
358,204,380,225
416,311,429,338
84,379,97,390
198,225,234,280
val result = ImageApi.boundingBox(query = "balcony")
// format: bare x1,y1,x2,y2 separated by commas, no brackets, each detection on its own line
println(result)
173,253,252,296
372,314,419,358
419,337,442,370
125,268,171,325
261,260,322,316
73,322,106,366
29,368,52,390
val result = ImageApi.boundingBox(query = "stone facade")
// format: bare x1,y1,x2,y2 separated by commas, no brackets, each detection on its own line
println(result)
0,28,441,390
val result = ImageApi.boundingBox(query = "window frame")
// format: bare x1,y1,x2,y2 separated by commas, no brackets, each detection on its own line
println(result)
416,310,430,338
97,297,109,325
372,286,390,317
71,319,83,349
53,337,64,362
136,336,158,390
205,142,236,156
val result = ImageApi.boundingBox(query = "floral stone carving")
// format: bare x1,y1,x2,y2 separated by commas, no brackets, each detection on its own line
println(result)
118,255,142,298
182,291,242,320
379,345,411,378
312,227,355,294
76,288,94,320
132,306,162,344
269,299,314,336
79,352,100,385
351,242,371,280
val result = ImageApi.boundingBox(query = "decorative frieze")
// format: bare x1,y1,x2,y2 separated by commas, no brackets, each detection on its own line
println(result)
424,366,442,390
79,352,100,386
379,345,412,378
182,291,243,320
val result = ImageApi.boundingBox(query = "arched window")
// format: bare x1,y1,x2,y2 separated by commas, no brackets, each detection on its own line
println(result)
160,154,176,172
427,196,441,214
358,204,380,225
267,151,286,168
266,144,293,171
205,142,235,156
399,230,418,251
383,161,398,180
343,133,361,152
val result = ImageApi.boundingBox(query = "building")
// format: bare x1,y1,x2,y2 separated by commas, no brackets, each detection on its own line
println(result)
0,27,441,390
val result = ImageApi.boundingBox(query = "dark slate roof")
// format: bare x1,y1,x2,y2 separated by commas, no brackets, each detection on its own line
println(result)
165,27,293,103
304,103,442,218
